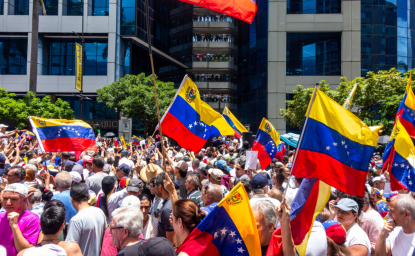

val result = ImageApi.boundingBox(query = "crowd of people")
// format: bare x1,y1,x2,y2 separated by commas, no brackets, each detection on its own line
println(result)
193,13,233,22
0,123,415,256
193,33,234,42
192,53,233,62
200,93,233,103
188,72,233,82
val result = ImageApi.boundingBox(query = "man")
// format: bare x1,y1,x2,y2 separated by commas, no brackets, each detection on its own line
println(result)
17,206,82,256
149,176,163,218
200,184,223,214
185,174,202,206
195,152,206,168
3,166,26,185
191,159,200,172
51,171,78,223
66,183,107,256
208,168,228,198
110,206,144,255
234,158,248,184
375,195,415,256
250,174,280,209
155,172,176,246
27,189,45,218
251,200,278,256
115,164,131,192
86,156,108,195
119,150,134,170
282,167,296,189
107,178,144,222
174,160,188,198
0,183,41,256
272,172,285,193
0,153,11,177
0,124,18,147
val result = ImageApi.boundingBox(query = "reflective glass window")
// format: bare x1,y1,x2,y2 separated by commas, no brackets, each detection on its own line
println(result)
42,0,58,15
0,37,27,75
13,0,29,15
287,0,340,13
68,0,83,16
92,0,108,16
0,0,3,14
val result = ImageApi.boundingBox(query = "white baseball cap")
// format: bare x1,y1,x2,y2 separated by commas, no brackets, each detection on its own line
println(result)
120,195,141,208
0,124,8,128
69,171,82,183
3,183,28,197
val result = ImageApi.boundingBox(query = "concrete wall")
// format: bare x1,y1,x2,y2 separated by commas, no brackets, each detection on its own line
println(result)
267,0,361,134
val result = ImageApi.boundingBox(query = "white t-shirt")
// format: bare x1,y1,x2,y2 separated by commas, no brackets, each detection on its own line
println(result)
305,221,328,256
386,227,415,255
346,223,371,256
23,244,67,256
0,132,8,147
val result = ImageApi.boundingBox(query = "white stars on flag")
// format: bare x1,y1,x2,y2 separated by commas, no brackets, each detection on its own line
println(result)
229,231,236,237
214,232,218,238
194,121,198,126
326,146,331,151
332,142,338,146
401,163,406,168
341,141,345,145
220,227,227,235
238,248,245,253
394,163,399,167
236,238,242,244
344,145,348,149
189,124,193,129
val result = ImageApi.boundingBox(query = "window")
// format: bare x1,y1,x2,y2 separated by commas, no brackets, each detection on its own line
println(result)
48,38,108,76
67,0,83,15
120,0,135,35
0,37,27,75
58,96,119,119
286,32,341,76
287,0,341,14
42,0,58,15
0,0,3,15
9,0,29,15
92,0,108,16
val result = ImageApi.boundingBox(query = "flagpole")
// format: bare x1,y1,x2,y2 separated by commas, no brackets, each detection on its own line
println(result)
282,84,318,201
145,0,166,171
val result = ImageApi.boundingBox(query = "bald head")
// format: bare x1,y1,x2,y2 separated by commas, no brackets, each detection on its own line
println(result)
55,171,72,190
206,184,223,205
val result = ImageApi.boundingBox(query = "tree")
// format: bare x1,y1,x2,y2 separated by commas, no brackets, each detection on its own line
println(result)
96,73,177,135
0,89,74,128
279,68,415,130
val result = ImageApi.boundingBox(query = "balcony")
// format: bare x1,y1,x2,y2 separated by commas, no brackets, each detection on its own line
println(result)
193,21,236,30
191,61,237,70
194,81,236,90
193,41,235,50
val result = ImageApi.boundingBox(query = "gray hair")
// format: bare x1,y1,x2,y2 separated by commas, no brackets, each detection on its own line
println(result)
192,159,200,167
25,164,38,172
207,184,223,202
103,164,112,174
392,194,415,220
55,171,72,189
251,200,277,226
252,188,265,194
187,174,200,188
364,192,370,205
112,206,144,237
28,189,42,204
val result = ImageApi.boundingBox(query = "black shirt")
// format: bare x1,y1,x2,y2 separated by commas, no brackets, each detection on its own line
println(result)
157,197,174,238
0,163,10,177
117,240,145,256
261,244,269,256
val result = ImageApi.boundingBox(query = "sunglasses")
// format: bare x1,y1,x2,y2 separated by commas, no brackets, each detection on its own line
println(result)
235,167,240,170
140,206,151,210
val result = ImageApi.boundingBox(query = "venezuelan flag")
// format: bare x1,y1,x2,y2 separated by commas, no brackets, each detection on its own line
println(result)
146,138,152,146
382,119,415,191
395,74,415,138
252,118,281,170
222,106,247,139
120,136,127,148
28,116,97,152
132,135,140,146
273,142,286,162
160,76,234,152
180,0,256,23
291,89,380,197
26,131,34,140
342,83,358,110
126,143,131,149
177,182,261,256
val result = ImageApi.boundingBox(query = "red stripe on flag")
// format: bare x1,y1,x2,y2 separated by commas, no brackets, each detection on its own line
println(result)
161,112,207,152
177,228,220,255
390,171,410,191
234,129,242,139
252,141,272,170
41,138,97,152
400,116,415,139
292,149,367,197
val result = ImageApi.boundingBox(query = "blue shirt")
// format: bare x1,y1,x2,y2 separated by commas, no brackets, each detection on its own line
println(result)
51,190,78,223
201,202,218,215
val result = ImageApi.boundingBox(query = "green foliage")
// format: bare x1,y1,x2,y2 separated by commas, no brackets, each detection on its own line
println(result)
96,73,177,134
279,68,415,130
0,89,75,128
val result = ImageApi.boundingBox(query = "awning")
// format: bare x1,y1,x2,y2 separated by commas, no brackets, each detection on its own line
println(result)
280,133,300,148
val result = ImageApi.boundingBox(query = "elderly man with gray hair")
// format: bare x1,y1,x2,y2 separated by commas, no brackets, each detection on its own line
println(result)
28,189,44,218
251,200,278,256
185,174,202,206
376,194,415,256
51,171,78,223
110,206,144,254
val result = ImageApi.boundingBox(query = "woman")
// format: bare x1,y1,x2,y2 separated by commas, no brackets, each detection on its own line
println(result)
361,192,384,255
24,167,37,185
322,220,351,256
139,194,158,238
331,198,371,256
97,176,117,222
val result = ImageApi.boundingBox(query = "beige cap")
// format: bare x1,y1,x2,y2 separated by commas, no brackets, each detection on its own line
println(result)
208,168,224,182
174,160,188,172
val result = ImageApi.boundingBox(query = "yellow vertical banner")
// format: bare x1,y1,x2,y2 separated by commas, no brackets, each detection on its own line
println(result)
120,136,127,149
75,43,83,91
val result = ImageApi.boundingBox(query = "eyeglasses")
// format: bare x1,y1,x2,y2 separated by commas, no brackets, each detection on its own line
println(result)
150,184,156,187
140,206,151,210
110,226,125,231
235,167,240,170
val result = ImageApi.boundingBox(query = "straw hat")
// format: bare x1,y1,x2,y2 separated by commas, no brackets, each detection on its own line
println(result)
140,163,163,183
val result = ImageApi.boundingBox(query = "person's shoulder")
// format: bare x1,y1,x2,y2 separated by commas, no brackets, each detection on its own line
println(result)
22,209,40,221
59,241,82,255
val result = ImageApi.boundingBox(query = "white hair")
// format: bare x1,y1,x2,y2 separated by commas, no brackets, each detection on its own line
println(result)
251,200,277,226
28,189,42,204
392,194,415,220
112,206,144,237
25,164,37,172
55,171,72,189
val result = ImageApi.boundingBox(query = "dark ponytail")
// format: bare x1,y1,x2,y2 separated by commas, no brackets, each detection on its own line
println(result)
173,199,207,233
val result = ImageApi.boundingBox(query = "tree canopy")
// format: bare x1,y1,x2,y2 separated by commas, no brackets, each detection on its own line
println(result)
279,68,415,133
0,89,74,128
96,73,177,135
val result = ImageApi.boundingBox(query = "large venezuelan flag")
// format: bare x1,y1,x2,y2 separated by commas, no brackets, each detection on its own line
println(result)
177,182,261,256
266,178,331,256
180,0,257,23
291,89,380,197
395,74,415,138
252,118,281,170
29,116,97,152
222,106,247,139
382,119,415,191
160,76,234,152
